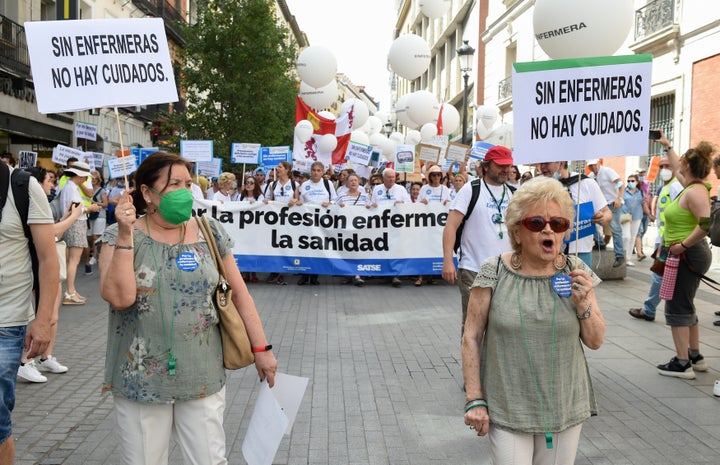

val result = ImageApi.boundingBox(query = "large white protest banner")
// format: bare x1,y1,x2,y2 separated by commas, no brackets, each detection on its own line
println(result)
193,201,448,276
512,55,652,165
25,18,178,114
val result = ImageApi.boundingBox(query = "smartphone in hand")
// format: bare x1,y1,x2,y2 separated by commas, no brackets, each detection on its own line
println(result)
649,130,661,140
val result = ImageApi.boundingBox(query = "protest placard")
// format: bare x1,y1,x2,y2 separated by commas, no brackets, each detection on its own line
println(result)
75,121,97,141
445,142,469,162
25,18,178,113
180,140,213,162
469,141,494,161
394,144,416,173
18,151,38,169
260,147,290,168
512,54,652,164
107,155,138,179
52,144,84,165
416,144,441,163
345,141,373,166
232,143,261,164
91,152,105,170
197,158,222,178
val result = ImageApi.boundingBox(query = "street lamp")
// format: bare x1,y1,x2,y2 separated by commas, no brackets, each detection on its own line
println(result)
457,40,475,145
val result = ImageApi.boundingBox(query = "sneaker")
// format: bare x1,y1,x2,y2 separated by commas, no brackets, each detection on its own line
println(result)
37,356,68,374
88,257,97,265
657,357,695,379
689,353,708,372
714,380,720,397
626,261,635,267
84,264,93,276
17,361,48,383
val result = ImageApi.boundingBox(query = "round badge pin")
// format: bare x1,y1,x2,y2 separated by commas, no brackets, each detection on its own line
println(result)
551,274,573,298
176,251,199,272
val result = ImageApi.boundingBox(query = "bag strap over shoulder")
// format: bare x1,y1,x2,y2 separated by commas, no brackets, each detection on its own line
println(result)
197,216,228,282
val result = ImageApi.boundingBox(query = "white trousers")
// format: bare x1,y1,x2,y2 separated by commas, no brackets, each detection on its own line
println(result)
488,424,582,465
113,387,228,465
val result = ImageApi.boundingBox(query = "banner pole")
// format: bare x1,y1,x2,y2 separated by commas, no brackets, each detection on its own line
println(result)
114,106,132,247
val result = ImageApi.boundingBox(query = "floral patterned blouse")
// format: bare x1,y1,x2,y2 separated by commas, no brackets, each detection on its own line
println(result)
100,217,233,403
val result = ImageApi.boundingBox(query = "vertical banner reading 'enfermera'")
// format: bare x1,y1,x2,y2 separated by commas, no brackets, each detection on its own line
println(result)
512,55,653,165
193,201,448,277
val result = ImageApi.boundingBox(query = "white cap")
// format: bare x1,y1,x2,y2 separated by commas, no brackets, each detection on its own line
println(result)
586,159,599,166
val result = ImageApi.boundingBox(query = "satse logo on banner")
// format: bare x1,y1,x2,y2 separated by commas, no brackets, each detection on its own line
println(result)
24,18,178,114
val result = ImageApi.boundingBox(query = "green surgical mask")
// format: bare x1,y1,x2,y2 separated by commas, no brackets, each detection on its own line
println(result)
151,187,194,224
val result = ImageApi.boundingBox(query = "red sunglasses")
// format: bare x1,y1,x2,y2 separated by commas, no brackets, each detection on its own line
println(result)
521,216,571,233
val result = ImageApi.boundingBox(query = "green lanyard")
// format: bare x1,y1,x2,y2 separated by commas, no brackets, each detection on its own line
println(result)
483,179,506,239
516,273,557,449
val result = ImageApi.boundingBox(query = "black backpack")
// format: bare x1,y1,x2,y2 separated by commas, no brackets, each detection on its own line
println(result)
0,164,40,300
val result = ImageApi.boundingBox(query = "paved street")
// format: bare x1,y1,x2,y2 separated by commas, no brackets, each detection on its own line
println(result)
13,255,720,465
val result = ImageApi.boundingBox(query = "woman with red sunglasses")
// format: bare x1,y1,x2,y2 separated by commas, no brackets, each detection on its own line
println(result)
462,176,605,464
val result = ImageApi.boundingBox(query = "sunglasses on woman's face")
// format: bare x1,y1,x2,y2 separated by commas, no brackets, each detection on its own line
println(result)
244,181,254,185
521,216,571,233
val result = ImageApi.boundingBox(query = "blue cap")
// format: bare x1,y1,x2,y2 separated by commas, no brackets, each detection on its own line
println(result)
253,167,266,175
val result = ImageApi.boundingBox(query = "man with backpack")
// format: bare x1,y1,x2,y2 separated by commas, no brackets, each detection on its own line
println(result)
442,146,515,335
0,161,59,463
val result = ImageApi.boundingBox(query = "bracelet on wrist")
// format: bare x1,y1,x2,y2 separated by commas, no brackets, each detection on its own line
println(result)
464,400,488,413
251,344,272,353
680,242,688,249
577,302,593,320
114,244,133,250
465,397,486,406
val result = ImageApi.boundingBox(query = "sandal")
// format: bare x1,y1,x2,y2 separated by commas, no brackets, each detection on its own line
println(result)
63,292,86,305
414,277,423,287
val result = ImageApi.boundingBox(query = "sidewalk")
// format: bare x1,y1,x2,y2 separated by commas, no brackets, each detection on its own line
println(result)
12,261,720,464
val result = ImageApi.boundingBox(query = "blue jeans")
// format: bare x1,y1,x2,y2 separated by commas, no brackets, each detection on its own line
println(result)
642,272,663,319
0,326,26,445
608,203,625,259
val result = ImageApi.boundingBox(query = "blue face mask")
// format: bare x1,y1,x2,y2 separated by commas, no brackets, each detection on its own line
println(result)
627,181,637,189
616,181,623,189
47,188,57,202
552,171,561,180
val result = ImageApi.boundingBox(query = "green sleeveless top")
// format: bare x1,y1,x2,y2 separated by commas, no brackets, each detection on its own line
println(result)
472,255,601,434
663,183,710,246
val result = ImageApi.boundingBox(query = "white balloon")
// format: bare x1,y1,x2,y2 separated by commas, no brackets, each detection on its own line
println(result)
395,94,416,129
381,138,397,157
366,115,383,135
368,133,387,152
340,99,369,129
407,90,439,127
533,0,633,59
318,110,336,120
437,103,460,135
317,134,338,154
476,105,499,131
420,122,438,142
405,130,422,145
350,129,370,146
484,124,514,148
476,122,492,140
387,34,431,81
299,80,338,111
419,0,451,19
294,120,314,143
296,45,337,88
389,131,405,144
358,119,372,135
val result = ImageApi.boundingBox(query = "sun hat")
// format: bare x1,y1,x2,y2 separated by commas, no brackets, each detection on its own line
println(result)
64,161,91,177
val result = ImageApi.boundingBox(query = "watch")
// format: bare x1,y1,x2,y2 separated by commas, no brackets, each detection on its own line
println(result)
577,302,593,320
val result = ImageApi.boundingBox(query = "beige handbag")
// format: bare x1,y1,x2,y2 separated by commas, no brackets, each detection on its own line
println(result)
197,216,254,370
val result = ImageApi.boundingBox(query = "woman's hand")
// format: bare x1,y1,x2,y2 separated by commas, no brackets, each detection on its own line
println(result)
254,351,278,387
569,269,594,308
115,192,136,231
464,406,490,437
668,242,686,256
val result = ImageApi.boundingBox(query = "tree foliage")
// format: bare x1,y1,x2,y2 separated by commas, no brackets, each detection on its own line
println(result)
169,0,298,164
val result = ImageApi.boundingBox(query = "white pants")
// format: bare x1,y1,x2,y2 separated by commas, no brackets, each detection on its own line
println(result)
488,424,582,465
113,387,228,465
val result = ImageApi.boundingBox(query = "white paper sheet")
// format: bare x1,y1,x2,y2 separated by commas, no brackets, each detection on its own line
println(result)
242,373,309,465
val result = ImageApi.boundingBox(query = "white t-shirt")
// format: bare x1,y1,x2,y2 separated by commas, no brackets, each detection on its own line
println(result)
594,166,620,204
268,179,296,205
562,175,608,254
58,179,83,214
212,191,234,203
0,169,54,326
336,185,349,197
371,183,410,205
450,179,513,273
418,184,451,203
299,179,336,204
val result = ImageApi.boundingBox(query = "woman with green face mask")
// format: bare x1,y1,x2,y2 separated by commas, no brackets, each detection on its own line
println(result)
97,152,277,464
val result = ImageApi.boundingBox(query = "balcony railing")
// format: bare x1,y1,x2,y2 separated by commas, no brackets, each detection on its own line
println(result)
498,76,512,102
0,14,31,77
634,0,675,41
132,0,186,45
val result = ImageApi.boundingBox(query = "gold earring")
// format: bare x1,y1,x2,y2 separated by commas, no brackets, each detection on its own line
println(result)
554,254,566,270
510,252,522,270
